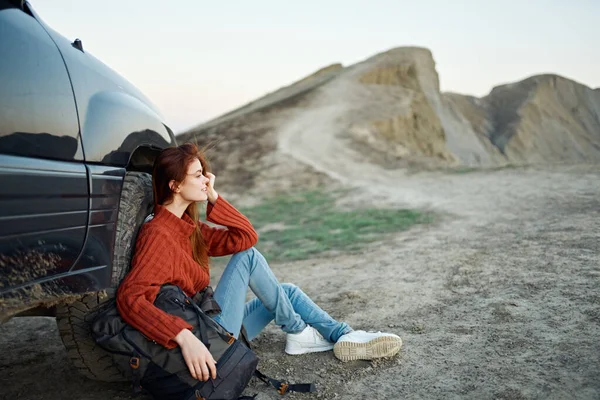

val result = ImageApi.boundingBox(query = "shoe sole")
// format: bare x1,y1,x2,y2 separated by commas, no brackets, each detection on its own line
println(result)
285,344,334,355
333,336,402,362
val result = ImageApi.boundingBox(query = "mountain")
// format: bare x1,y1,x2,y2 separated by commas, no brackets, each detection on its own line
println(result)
178,47,600,193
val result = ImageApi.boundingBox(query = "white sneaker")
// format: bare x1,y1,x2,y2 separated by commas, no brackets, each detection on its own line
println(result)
333,330,402,362
285,326,334,355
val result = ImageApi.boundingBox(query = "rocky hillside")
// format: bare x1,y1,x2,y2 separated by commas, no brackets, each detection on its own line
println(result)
178,47,600,194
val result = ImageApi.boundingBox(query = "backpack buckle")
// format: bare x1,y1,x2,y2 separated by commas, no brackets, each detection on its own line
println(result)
129,356,140,369
278,383,289,395
227,334,235,345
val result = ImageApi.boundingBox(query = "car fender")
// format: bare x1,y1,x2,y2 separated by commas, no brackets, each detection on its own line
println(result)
81,90,175,166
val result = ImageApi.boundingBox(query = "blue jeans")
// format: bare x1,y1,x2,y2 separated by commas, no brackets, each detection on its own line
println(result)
212,247,352,343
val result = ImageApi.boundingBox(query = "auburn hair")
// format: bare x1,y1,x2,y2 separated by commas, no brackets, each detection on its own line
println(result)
152,143,210,270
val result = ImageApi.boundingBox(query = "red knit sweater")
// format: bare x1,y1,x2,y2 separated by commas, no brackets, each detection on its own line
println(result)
116,197,258,348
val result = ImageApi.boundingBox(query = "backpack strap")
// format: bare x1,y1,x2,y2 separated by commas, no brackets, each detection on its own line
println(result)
129,355,143,394
253,369,316,395
192,285,222,316
191,391,257,400
184,294,235,344
239,325,251,349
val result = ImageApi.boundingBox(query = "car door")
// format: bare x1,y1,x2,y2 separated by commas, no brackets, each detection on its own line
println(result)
0,2,88,298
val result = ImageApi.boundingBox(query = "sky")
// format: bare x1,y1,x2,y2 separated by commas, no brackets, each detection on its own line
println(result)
32,0,599,134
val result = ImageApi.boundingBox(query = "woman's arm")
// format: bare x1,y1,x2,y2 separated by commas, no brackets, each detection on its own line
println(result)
201,197,259,257
116,228,192,348
200,173,258,256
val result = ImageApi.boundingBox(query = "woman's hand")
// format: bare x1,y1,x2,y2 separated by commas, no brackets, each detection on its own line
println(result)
206,172,219,204
173,328,217,381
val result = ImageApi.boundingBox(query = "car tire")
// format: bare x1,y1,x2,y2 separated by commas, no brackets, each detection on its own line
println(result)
56,171,153,382
110,171,154,287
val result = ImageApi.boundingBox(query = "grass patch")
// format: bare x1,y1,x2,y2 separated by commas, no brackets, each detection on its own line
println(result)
237,189,432,262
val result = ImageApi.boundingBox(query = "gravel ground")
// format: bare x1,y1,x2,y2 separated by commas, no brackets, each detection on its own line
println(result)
1,164,599,400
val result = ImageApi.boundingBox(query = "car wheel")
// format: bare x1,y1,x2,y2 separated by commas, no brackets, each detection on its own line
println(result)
56,171,153,382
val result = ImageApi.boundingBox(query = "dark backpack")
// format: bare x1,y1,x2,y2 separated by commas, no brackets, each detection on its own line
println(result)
91,285,315,400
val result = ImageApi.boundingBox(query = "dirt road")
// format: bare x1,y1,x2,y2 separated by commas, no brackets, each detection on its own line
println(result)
1,164,599,399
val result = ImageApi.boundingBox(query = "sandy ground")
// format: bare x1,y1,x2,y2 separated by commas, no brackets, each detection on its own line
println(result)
1,164,599,400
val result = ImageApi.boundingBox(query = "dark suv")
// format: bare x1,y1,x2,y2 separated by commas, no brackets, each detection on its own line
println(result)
0,0,173,381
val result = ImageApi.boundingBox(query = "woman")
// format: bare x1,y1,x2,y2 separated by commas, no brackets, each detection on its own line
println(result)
116,143,402,383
